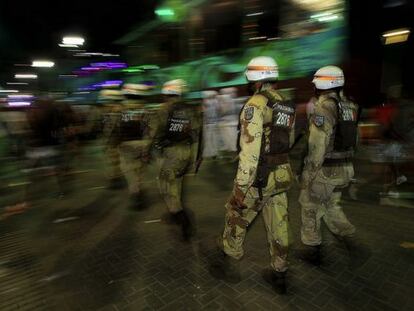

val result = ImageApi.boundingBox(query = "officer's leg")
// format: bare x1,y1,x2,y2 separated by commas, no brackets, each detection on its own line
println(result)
209,192,259,283
262,192,289,272
159,167,182,213
120,151,140,199
159,147,185,214
159,146,193,239
324,189,370,267
105,146,124,189
298,182,328,266
299,189,323,246
130,159,144,201
323,189,355,238
261,192,289,294
222,195,259,260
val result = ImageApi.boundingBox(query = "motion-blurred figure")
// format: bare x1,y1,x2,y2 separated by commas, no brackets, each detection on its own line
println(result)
209,56,295,294
100,89,126,189
202,90,219,159
299,66,367,267
25,98,70,199
117,83,157,208
157,79,202,240
217,87,238,155
377,91,413,196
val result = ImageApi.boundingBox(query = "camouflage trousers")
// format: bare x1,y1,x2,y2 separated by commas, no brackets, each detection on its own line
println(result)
221,164,293,272
119,144,146,195
159,144,192,214
104,146,122,180
299,164,356,246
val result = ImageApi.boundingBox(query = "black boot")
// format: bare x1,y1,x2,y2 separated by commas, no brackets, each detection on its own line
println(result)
172,210,194,241
296,245,322,266
208,248,241,284
262,268,287,295
130,192,147,210
161,212,175,225
341,236,371,269
108,177,126,190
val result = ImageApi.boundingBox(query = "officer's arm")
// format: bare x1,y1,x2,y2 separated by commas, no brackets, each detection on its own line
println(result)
103,111,121,145
189,109,203,172
301,100,336,188
235,99,264,192
145,112,159,141
153,106,170,148
289,115,296,148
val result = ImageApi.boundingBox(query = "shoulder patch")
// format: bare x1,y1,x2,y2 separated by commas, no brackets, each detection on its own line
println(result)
244,106,254,121
313,115,324,127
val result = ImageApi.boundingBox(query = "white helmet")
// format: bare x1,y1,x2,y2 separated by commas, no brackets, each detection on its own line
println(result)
98,89,124,102
312,66,344,90
245,56,279,82
203,90,217,99
162,79,188,96
122,83,154,96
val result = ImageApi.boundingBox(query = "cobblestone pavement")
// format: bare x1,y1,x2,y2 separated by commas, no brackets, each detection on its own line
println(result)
0,143,413,311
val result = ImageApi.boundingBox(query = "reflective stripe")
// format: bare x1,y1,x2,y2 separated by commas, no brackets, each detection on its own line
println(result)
314,75,344,80
247,65,278,71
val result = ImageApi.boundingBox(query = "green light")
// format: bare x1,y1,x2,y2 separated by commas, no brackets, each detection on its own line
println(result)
123,65,160,73
155,8,175,16
122,68,144,73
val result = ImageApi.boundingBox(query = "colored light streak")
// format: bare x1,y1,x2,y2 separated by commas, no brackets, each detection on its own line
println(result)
8,101,31,107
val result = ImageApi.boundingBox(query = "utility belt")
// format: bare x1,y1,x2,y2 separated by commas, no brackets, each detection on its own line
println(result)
167,135,193,145
323,150,354,166
323,157,352,166
252,153,289,200
325,150,354,159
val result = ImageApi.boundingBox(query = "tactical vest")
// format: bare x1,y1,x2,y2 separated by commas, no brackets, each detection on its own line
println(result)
165,104,192,143
261,90,295,156
324,97,358,163
252,90,295,195
119,109,146,141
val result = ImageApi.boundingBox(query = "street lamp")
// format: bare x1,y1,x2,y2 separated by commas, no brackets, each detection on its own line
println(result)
32,60,55,68
15,74,38,79
62,36,85,46
0,89,19,93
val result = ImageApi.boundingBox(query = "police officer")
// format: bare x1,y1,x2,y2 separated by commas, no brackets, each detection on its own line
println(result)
209,56,295,294
157,79,202,240
299,66,363,266
100,89,126,189
117,83,157,208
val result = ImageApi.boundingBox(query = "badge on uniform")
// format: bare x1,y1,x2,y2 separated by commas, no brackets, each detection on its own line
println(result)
244,106,254,121
313,115,324,127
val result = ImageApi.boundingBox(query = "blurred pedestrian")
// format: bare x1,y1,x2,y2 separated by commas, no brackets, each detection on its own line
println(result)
25,98,68,199
117,83,157,208
202,90,219,159
217,87,238,155
157,79,202,240
100,89,126,189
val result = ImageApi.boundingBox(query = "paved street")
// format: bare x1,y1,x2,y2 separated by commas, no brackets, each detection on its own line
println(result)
0,142,413,311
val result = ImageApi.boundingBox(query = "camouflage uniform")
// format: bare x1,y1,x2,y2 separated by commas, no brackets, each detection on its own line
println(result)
300,91,358,246
158,101,202,213
102,103,124,183
116,99,157,196
221,87,295,272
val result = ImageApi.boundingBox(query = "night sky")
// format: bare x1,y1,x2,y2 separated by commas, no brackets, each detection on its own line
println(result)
0,1,159,68
1,0,413,95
